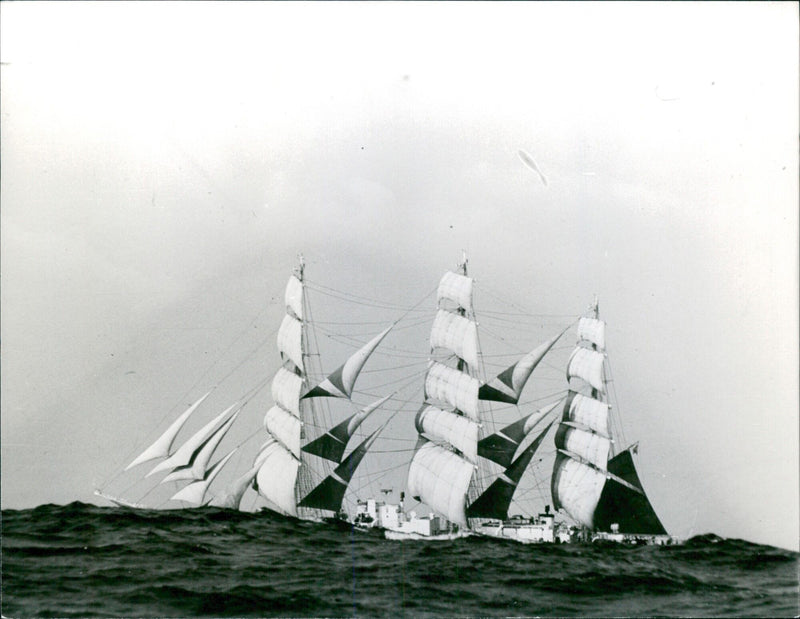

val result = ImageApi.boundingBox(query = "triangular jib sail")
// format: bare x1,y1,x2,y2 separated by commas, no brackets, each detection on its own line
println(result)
125,391,212,471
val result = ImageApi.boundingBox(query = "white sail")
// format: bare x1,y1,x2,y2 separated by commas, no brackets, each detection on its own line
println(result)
415,405,479,462
277,315,304,372
424,361,480,420
521,401,561,436
345,393,393,437
407,441,474,528
285,274,304,320
479,330,566,403
125,391,212,470
255,439,299,516
208,464,260,509
429,310,479,368
566,347,605,393
170,449,236,506
513,331,562,390
147,403,237,477
565,393,610,437
304,325,393,399
556,425,610,470
272,367,303,417
437,270,473,312
264,405,302,458
552,451,607,528
577,317,605,350
161,411,239,483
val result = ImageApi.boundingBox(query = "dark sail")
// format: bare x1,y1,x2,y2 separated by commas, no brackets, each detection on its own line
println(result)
302,416,353,463
467,421,554,519
478,330,566,404
593,447,667,534
298,428,381,512
302,394,392,463
477,401,559,467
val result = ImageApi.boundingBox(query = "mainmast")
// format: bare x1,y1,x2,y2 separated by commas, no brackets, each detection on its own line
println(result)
406,253,487,529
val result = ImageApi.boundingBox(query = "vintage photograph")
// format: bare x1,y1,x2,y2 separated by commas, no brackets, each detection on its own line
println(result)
2,2,797,617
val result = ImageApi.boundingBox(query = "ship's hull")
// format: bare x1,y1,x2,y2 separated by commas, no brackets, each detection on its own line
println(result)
591,531,682,546
384,529,471,541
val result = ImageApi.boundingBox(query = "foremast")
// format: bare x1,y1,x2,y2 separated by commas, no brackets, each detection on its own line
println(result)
255,255,314,518
256,255,394,520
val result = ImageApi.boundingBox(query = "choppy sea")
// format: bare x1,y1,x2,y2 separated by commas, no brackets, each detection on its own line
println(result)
2,503,797,618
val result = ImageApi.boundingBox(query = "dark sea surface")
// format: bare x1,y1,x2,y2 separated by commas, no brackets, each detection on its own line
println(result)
2,503,798,618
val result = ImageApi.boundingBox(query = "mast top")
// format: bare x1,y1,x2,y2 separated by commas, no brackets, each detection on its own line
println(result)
458,250,468,276
295,253,305,281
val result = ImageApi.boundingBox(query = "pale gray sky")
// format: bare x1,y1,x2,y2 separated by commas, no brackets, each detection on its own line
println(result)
1,2,797,550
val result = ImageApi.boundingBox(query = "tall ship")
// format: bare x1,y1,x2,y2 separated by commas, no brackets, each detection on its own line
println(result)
95,254,672,544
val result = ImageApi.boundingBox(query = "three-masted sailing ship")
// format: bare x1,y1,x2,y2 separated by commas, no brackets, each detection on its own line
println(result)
96,253,669,542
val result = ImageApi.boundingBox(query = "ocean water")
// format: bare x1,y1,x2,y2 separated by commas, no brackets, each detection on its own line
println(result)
2,503,797,618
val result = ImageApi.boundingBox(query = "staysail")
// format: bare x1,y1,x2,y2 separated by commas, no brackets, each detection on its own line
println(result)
298,427,384,512
170,449,236,506
302,394,393,463
593,446,667,534
479,330,566,404
147,403,238,477
209,464,261,509
124,391,212,470
477,400,560,467
161,411,240,483
301,325,393,399
466,420,555,519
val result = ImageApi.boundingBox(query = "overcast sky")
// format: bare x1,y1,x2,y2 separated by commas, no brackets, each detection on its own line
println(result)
1,2,797,551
